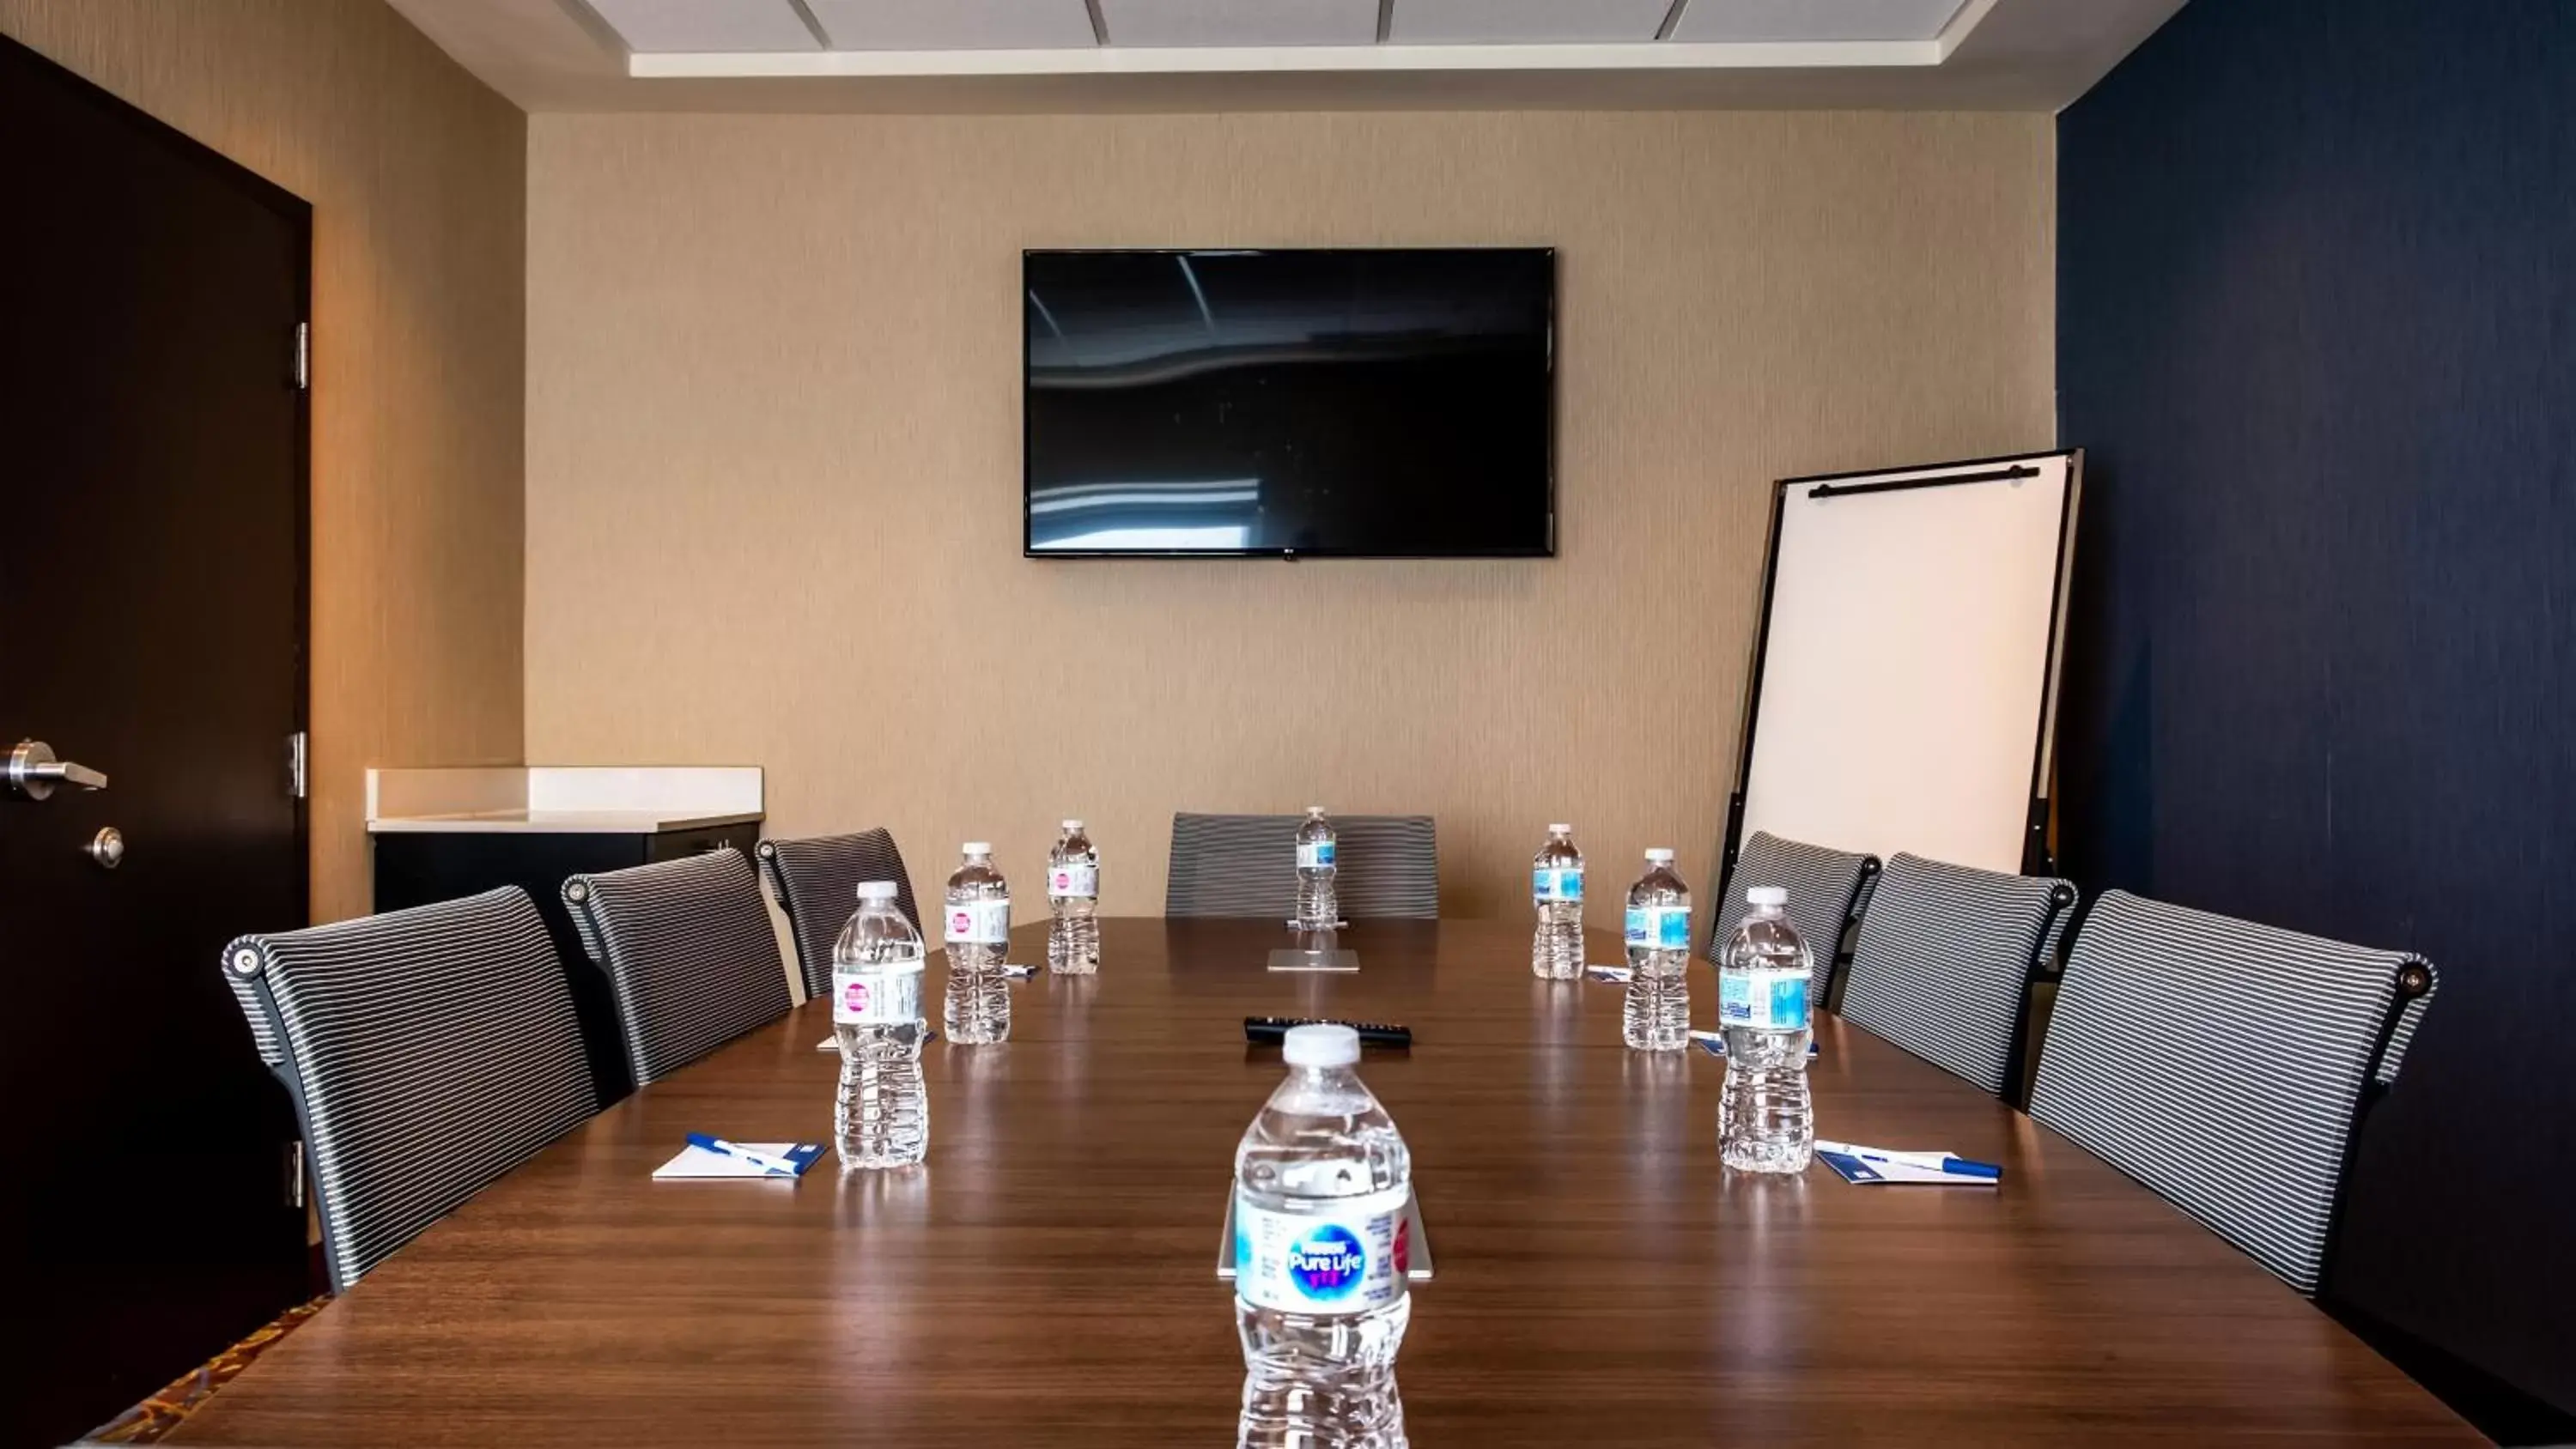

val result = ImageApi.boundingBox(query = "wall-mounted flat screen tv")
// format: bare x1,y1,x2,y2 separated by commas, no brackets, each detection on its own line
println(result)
1024,247,1555,558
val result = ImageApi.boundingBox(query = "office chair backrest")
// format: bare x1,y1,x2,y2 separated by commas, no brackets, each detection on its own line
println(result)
1835,852,2075,1097
221,887,597,1293
1705,831,1882,1001
1165,812,1438,919
757,828,920,1000
562,848,792,1086
2028,888,2436,1294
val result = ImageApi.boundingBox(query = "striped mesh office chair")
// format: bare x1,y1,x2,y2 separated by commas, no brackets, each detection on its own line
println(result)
1165,812,1438,919
562,848,793,1086
2028,889,2436,1295
220,887,598,1293
757,828,920,1000
1834,852,2076,1098
1705,831,1882,1004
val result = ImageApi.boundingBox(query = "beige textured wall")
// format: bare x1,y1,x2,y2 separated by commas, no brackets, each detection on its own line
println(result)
527,111,2053,920
0,0,526,923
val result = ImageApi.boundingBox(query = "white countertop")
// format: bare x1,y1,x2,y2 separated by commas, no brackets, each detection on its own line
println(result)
365,767,765,835
367,808,765,836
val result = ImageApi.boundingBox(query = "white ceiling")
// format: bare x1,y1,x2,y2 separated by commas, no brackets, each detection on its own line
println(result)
801,0,1100,52
382,0,2193,112
1097,0,1382,49
1669,0,1971,44
1388,0,1659,45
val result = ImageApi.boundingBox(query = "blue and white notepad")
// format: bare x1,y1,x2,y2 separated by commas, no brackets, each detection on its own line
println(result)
653,1137,828,1180
1814,1141,2002,1187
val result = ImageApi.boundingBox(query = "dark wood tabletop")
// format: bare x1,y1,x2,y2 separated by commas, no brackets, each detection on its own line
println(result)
170,918,2474,1446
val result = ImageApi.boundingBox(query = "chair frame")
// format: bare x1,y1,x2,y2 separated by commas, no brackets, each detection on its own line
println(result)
2316,956,2436,1291
1994,879,2080,1107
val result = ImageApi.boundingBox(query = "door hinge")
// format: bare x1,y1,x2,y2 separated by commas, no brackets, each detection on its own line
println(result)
284,1139,307,1209
288,730,307,799
292,322,309,391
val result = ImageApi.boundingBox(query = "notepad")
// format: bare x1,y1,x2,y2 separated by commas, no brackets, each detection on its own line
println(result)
653,1141,827,1179
1814,1145,2001,1187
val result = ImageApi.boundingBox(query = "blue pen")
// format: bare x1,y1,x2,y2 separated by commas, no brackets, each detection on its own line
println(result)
1815,1140,2002,1180
684,1133,803,1176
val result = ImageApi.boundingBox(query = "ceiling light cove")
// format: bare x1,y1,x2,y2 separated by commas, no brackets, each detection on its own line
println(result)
595,0,2007,79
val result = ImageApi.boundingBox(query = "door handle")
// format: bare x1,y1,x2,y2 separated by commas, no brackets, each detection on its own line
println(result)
8,740,108,800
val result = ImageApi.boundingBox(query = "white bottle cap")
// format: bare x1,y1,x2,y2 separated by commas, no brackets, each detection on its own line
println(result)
1747,885,1788,907
962,841,992,856
1306,804,1327,815
1282,1022,1361,1068
1062,819,1084,831
1644,847,1675,863
855,881,900,900
1548,823,1573,834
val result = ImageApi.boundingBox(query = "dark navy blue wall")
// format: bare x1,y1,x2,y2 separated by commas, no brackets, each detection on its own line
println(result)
2057,0,2574,1416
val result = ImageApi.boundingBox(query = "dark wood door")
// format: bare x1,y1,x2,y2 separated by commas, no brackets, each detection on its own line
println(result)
0,35,310,1448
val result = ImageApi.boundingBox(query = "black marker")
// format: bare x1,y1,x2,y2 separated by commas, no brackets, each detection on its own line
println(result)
1244,1016,1412,1049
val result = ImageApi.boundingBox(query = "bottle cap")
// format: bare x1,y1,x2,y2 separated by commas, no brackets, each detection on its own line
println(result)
963,841,992,856
1747,885,1788,907
855,881,900,900
1062,819,1084,831
1547,823,1573,834
1306,804,1327,815
1282,1022,1361,1068
1644,847,1675,863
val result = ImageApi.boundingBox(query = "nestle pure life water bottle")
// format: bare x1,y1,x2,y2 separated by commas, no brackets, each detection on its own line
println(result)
1234,1023,1412,1448
1046,819,1100,975
1622,848,1692,1051
1718,885,1816,1173
1530,825,1583,979
1294,807,1340,930
830,882,927,1168
942,842,1012,1044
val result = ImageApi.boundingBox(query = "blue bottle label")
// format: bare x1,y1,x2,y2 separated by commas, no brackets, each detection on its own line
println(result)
1624,904,1691,949
1719,967,1812,1032
1234,1191,1408,1313
1533,867,1584,902
1297,840,1336,869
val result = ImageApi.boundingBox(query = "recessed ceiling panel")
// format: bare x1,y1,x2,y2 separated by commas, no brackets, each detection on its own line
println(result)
1388,0,1675,44
805,0,1099,50
1097,0,1381,47
1669,0,1968,43
586,0,820,52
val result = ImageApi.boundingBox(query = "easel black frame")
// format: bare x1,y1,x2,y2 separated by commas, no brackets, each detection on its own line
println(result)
1711,448,2084,907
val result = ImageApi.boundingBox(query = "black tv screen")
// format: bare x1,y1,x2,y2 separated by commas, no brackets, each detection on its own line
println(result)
1024,248,1554,558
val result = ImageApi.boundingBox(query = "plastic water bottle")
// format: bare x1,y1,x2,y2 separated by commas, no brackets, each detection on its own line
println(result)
942,842,1012,1045
1529,823,1584,979
1233,1023,1412,1448
1719,885,1816,1173
1294,806,1340,930
830,882,927,1168
1046,819,1100,975
1622,848,1692,1051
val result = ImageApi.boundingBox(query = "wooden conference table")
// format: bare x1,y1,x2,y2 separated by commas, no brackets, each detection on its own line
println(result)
172,918,2471,1445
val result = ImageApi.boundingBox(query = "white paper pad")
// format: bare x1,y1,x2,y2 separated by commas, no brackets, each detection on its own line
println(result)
652,1141,822,1179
